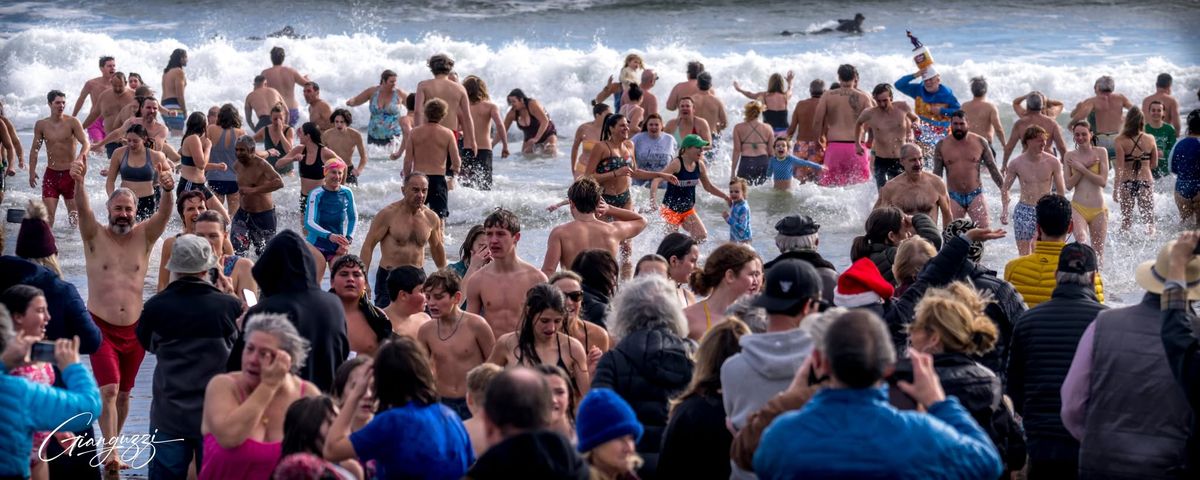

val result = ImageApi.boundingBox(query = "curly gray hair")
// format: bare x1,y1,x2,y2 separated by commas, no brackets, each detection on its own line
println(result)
0,305,12,353
244,313,310,374
608,275,688,342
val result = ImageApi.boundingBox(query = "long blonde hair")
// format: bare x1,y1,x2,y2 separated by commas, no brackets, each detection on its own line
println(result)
892,237,936,286
669,318,750,417
910,282,997,355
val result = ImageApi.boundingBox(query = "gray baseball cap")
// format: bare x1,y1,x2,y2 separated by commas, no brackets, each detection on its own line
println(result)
166,234,219,273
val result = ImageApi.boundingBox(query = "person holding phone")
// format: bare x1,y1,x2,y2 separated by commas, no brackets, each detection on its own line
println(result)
1,285,58,480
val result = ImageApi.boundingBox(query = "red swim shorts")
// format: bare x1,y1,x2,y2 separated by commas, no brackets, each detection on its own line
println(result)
42,168,76,200
89,312,145,392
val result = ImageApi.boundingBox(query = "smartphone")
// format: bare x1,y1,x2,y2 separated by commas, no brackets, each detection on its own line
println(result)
31,341,56,363
208,267,220,284
243,289,258,307
886,358,918,410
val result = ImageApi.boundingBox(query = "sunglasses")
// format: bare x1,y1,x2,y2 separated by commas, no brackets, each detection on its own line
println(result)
563,291,584,302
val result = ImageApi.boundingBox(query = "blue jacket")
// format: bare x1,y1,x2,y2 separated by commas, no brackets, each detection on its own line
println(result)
304,185,357,245
0,363,102,478
0,256,101,355
893,74,961,126
753,387,1002,480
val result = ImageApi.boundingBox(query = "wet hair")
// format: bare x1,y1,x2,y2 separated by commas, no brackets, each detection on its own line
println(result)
627,83,643,102
507,88,530,109
949,110,966,120
386,266,427,302
514,284,569,367
610,275,688,341
823,310,895,388
686,61,705,80
427,53,454,75
743,100,764,122
217,103,241,129
1,285,45,319
970,76,988,97
254,74,266,86
301,122,325,147
270,46,285,66
244,313,310,375
176,190,206,220
423,268,462,296
331,355,371,401
571,249,618,297
99,56,115,68
331,254,366,279
634,254,668,275
643,112,663,128
128,72,142,85
308,81,321,92
767,73,785,94
405,93,416,111
467,363,503,407
656,232,698,266
135,96,158,120
484,367,552,432
1069,119,1097,146
809,79,826,98
600,113,626,141
484,208,521,234
893,237,936,286
911,282,997,356
112,71,127,83
107,188,137,208
181,111,208,147
164,48,186,73
457,224,486,267
837,64,857,82
1121,106,1145,140
871,83,892,98
46,90,65,104
330,108,352,125
133,86,152,98
378,69,397,85
1036,194,1072,237
688,243,759,297
533,364,578,423
424,98,448,123
194,210,226,232
851,206,904,260
404,172,428,187
568,177,603,214
1020,124,1048,148
729,176,749,194
670,318,749,417
1025,92,1044,112
124,123,150,145
1157,73,1173,89
464,75,489,103
374,336,439,410
1188,109,1200,135
830,82,841,90
592,101,610,117
697,72,713,91
1094,76,1115,93
280,395,336,458
236,134,257,150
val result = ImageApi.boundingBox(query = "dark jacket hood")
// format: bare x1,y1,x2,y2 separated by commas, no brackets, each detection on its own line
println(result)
619,328,693,389
466,430,590,480
253,230,318,296
765,250,835,271
0,256,44,287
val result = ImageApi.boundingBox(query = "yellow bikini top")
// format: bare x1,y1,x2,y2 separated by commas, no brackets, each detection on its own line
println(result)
702,300,712,330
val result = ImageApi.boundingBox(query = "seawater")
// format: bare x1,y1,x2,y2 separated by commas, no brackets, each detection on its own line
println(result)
1,0,1199,304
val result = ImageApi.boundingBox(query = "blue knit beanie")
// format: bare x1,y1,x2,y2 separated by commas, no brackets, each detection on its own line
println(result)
575,388,644,453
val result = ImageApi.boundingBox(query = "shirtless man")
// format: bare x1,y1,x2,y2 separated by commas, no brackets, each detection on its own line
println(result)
194,210,256,308
381,266,430,339
666,61,704,111
304,82,334,132
30,90,89,227
876,143,952,227
1142,73,1181,132
856,84,913,189
542,177,647,276
80,72,136,158
664,97,712,143
814,64,874,186
114,86,153,129
1003,92,1068,169
787,79,826,165
595,69,660,117
72,56,116,144
1000,125,1066,255
244,75,286,131
1011,92,1064,120
961,76,1007,152
71,155,174,473
463,75,508,190
1070,76,1133,161
417,269,495,420
405,99,461,220
330,256,388,357
691,72,728,134
359,173,446,308
232,135,284,255
414,54,476,157
935,111,1003,227
464,208,548,337
161,49,189,134
261,47,311,126
323,109,368,184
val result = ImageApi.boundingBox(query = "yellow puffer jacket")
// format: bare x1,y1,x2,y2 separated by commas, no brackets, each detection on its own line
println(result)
1003,241,1104,308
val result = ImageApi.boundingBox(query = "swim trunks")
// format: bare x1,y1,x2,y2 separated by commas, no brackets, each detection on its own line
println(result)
41,167,76,200
105,142,121,159
255,115,271,132
373,266,395,309
86,118,106,144
1013,202,1037,241
288,108,300,127
231,208,277,256
426,174,450,219
1095,133,1118,162
461,149,494,190
208,180,239,196
736,154,770,186
135,194,157,222
819,141,870,187
90,312,145,393
441,397,472,421
872,157,905,189
793,140,825,164
763,109,789,135
1072,201,1107,223
948,187,983,210
176,177,215,200
660,204,696,226
161,98,186,131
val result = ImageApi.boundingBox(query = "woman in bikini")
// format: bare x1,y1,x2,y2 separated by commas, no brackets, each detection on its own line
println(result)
730,101,775,186
1064,119,1109,264
1113,106,1157,234
105,124,169,221
550,272,611,377
488,283,591,396
682,243,762,341
252,104,294,175
503,88,558,157
177,112,229,218
569,102,610,178
276,122,340,218
346,69,407,146
733,70,794,135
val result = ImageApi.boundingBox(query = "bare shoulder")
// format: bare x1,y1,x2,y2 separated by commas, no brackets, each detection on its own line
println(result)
465,312,489,329
521,261,549,282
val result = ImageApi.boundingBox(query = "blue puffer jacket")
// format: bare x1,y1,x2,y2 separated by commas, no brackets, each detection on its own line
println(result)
754,387,1002,480
0,363,102,478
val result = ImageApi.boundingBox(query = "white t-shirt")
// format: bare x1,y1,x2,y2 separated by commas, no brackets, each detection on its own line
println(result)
632,132,677,186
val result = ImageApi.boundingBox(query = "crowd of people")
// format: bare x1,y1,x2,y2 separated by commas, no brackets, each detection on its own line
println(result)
0,42,1199,480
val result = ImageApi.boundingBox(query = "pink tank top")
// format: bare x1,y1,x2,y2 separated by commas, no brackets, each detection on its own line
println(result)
12,363,55,462
198,379,305,480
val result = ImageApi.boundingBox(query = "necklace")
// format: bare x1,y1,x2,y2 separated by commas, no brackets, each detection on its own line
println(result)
437,310,466,341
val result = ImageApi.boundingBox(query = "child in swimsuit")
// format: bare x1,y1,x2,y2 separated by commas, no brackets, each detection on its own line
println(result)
724,177,752,244
768,137,823,189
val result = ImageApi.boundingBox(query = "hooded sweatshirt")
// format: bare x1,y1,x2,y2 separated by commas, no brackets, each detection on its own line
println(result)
466,430,590,480
0,256,101,355
226,230,349,391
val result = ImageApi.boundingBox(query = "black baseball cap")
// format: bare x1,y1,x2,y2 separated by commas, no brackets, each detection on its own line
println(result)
1058,243,1097,274
753,259,822,313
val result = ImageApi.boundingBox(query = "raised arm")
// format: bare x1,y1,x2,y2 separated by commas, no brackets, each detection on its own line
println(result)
143,174,176,246
594,76,620,106
345,86,375,107
202,374,278,448
607,205,648,240
1069,99,1094,124
70,159,100,242
732,81,762,100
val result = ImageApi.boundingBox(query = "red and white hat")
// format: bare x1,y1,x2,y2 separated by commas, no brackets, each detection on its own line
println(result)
834,258,895,307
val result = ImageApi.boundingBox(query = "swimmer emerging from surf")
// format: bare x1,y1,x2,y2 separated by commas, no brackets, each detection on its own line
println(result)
782,13,865,35
934,110,1003,228
876,143,952,227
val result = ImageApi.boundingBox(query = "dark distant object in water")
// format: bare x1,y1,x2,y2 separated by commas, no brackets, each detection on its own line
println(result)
782,13,865,36
247,26,308,41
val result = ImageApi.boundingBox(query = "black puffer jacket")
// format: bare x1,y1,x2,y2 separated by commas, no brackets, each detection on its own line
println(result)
935,353,1026,474
1006,282,1105,462
592,327,694,480
861,213,943,285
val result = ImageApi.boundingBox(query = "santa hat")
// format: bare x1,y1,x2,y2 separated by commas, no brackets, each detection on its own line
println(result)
834,258,895,308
